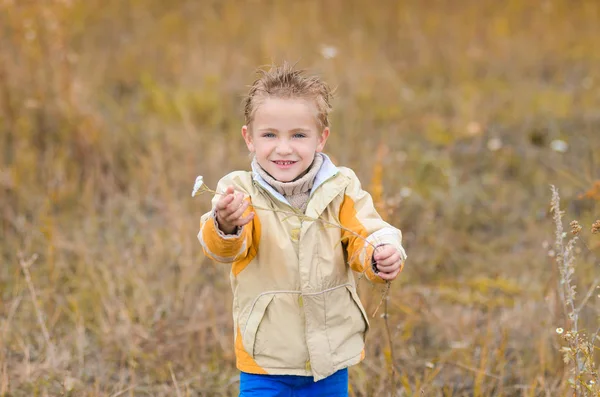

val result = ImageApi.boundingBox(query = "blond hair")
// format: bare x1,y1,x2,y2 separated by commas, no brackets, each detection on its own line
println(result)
243,62,333,131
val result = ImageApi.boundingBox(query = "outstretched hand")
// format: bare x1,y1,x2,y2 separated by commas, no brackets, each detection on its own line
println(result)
215,186,254,234
373,245,404,281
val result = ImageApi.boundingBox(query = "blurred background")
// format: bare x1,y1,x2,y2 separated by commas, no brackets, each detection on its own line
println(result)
1,0,599,395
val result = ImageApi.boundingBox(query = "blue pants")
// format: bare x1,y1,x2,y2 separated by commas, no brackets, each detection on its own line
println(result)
239,368,348,397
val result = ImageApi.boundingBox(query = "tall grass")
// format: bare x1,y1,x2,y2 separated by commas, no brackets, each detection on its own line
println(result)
550,187,599,395
1,0,600,395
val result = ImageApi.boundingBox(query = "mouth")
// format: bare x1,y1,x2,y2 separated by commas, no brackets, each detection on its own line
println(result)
271,160,297,169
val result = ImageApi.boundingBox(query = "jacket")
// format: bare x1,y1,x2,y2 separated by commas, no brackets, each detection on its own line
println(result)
197,154,406,381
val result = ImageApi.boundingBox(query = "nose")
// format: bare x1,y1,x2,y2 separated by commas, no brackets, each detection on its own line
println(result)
276,139,293,155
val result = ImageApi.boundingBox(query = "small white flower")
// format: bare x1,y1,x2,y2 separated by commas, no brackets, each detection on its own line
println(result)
400,187,412,198
556,327,564,334
320,45,338,60
550,139,568,153
192,175,204,197
425,362,435,369
487,137,502,151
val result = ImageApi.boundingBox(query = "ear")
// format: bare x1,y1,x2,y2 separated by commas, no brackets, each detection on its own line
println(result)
316,127,330,152
241,125,254,152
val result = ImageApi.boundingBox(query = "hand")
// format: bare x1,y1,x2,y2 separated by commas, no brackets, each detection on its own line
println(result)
373,245,404,281
215,186,254,234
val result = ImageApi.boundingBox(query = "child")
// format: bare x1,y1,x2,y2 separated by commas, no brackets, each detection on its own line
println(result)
197,63,407,397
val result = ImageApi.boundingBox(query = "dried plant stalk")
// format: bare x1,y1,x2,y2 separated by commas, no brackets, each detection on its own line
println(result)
550,185,599,395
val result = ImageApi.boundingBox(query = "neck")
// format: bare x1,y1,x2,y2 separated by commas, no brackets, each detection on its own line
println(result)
253,154,324,208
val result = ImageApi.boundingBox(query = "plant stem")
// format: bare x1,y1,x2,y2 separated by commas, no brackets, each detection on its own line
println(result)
384,292,395,397
18,253,55,363
203,186,378,249
199,184,397,388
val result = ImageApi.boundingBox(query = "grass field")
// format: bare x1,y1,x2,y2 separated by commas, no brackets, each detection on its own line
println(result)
1,0,600,395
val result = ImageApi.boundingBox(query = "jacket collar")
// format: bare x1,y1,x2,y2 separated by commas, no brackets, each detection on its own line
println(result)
251,153,340,207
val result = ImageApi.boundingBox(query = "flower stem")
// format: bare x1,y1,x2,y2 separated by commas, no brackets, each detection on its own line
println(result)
202,186,377,249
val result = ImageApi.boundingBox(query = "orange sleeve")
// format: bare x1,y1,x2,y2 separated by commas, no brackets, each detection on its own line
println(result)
198,200,254,263
339,194,383,284
339,169,407,284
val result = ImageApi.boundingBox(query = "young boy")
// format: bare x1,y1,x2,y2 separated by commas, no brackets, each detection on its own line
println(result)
197,63,407,396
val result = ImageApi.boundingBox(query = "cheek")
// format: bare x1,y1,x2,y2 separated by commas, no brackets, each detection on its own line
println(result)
303,140,320,154
255,142,273,155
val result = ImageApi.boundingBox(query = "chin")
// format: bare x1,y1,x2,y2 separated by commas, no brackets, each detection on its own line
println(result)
265,166,302,182
272,173,296,183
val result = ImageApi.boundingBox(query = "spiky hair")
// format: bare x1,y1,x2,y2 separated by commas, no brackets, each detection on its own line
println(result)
243,62,333,130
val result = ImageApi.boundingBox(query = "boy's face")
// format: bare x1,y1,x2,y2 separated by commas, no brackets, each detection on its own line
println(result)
242,97,329,182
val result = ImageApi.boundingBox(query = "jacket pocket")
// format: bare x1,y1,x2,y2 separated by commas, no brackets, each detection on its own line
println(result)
241,294,275,358
346,285,370,333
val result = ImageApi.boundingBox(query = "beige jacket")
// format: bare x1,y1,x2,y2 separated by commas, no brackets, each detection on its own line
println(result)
198,155,406,381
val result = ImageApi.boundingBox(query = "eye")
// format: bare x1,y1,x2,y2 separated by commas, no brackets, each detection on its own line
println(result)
262,132,276,138
293,133,306,138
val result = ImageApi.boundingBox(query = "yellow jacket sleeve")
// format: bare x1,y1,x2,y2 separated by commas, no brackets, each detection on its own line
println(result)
339,168,407,283
197,176,255,263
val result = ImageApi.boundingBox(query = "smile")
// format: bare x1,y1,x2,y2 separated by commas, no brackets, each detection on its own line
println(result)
272,160,297,168
273,160,297,165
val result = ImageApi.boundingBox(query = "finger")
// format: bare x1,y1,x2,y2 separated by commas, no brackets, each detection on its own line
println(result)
377,255,402,273
373,245,394,261
377,264,399,274
215,193,235,211
376,252,401,269
225,199,250,222
227,192,244,212
216,186,237,209
378,267,401,281
215,209,233,229
232,211,254,227
377,263,400,274
377,271,393,281
373,245,389,260
220,191,244,215
224,195,244,220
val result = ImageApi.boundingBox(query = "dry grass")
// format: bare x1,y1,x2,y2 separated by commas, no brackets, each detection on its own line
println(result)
1,0,600,395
